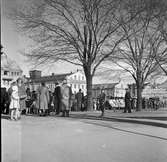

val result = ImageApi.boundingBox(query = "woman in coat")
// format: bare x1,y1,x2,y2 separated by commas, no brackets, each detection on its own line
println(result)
9,81,20,120
60,80,72,117
17,78,27,118
39,82,50,116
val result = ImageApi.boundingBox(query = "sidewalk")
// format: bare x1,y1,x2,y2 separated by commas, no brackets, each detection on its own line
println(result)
70,109,167,128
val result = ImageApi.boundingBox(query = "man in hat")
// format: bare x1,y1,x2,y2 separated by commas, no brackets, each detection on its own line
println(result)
75,89,84,111
98,89,106,117
124,88,132,113
53,81,62,115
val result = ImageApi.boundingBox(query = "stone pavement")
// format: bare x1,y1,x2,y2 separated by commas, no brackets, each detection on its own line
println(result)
70,108,167,128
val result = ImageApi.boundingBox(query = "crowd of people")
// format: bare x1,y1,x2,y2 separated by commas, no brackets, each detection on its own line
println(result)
93,88,167,117
1,79,167,120
1,78,86,120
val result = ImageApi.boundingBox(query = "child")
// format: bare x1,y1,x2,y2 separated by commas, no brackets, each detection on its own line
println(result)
9,82,20,120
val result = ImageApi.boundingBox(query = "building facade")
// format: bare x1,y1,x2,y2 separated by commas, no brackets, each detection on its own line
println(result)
26,70,87,95
1,54,23,89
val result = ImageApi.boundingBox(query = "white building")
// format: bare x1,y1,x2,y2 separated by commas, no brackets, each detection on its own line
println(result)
1,54,23,89
66,70,87,95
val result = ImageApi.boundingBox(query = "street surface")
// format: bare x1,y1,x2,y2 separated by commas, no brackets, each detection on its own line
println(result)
2,115,167,162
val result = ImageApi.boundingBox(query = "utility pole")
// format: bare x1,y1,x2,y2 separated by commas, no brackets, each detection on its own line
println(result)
1,44,3,55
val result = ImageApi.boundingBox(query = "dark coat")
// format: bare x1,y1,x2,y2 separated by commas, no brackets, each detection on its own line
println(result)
53,85,61,100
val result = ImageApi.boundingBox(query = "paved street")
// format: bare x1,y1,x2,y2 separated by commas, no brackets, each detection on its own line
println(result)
2,114,167,162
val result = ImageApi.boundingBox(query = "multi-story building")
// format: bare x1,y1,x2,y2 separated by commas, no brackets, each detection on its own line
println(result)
26,70,87,95
1,54,23,89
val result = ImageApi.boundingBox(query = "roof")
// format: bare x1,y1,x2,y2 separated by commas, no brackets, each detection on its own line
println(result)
27,73,72,83
92,83,119,89
1,54,22,72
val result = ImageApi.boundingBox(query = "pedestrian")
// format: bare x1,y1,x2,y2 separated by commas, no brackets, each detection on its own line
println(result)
98,89,106,117
76,89,84,111
53,82,61,115
39,82,50,116
60,79,72,117
9,81,20,120
124,88,131,113
17,78,27,118
1,87,9,114
48,90,54,115
25,88,31,114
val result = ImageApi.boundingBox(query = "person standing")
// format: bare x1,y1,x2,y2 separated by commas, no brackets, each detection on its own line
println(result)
53,82,61,115
39,82,50,116
60,79,72,117
98,89,106,117
17,78,27,118
25,88,31,114
9,81,20,120
124,88,132,113
76,89,84,111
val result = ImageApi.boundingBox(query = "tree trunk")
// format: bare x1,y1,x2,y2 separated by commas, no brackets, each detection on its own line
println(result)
85,74,93,111
136,77,143,111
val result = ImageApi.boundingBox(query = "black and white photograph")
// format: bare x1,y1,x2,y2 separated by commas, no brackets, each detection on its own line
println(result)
1,0,167,162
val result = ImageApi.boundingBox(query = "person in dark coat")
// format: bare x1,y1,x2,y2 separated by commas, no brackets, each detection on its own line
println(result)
75,89,84,111
1,87,7,114
53,82,62,115
98,89,106,117
124,88,132,113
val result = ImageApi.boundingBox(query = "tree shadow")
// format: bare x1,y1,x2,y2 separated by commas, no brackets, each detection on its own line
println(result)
67,115,167,141
69,114,167,128
83,120,167,141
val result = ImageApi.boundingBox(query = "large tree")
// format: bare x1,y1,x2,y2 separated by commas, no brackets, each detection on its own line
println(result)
155,2,167,75
111,0,167,111
9,0,139,110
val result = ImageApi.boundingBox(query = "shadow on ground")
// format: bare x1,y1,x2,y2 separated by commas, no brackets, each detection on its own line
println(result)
69,114,167,129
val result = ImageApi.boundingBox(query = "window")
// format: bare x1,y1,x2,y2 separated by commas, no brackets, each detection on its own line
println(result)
4,71,8,75
17,72,19,76
82,85,84,89
74,75,77,80
82,76,84,80
74,84,76,89
11,72,14,76
78,84,80,89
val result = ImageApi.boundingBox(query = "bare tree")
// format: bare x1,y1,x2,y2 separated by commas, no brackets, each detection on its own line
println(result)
110,0,167,111
155,2,167,75
9,0,139,110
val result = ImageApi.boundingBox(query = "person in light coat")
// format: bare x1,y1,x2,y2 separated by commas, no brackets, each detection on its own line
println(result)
17,78,27,118
60,79,72,117
39,82,50,116
9,82,20,120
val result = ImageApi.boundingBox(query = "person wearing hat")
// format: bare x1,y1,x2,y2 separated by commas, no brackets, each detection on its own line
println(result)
124,88,132,113
38,82,50,116
9,81,20,120
60,79,72,117
98,88,106,117
17,78,27,118
53,81,62,115
75,89,84,111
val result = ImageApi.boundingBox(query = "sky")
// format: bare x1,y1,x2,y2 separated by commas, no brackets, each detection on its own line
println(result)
1,0,84,76
1,0,125,77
